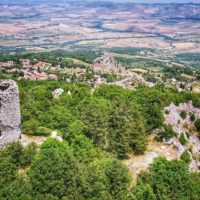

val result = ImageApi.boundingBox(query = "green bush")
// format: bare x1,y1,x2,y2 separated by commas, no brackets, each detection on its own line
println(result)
101,73,119,83
180,110,187,119
5,142,23,166
22,119,40,135
35,126,52,136
190,113,196,122
180,150,191,164
20,143,37,167
29,139,81,199
194,118,200,132
180,133,188,145
164,109,170,114
132,158,200,200
164,125,177,140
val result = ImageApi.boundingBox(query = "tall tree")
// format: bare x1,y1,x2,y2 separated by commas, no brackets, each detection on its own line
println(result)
109,99,147,158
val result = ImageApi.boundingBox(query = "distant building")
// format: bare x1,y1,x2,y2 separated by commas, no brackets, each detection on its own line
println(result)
0,61,14,67
20,59,31,69
54,88,64,97
93,53,122,73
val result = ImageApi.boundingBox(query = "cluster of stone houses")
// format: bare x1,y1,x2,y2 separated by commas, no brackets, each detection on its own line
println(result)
0,61,14,67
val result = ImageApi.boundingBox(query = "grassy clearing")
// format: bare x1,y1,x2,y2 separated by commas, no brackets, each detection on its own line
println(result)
64,57,91,67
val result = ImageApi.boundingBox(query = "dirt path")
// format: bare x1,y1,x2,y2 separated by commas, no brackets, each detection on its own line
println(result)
123,135,178,184
20,134,47,147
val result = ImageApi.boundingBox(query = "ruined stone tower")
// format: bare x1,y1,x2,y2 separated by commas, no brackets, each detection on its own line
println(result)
0,80,21,147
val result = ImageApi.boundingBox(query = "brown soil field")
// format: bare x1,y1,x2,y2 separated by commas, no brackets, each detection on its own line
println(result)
0,3,199,60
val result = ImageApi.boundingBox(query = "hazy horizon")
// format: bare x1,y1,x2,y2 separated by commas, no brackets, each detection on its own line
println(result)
1,0,200,4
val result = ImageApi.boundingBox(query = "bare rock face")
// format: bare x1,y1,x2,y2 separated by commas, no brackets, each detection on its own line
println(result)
163,102,200,172
0,80,21,147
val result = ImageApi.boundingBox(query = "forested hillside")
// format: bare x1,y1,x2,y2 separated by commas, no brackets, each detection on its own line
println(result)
0,80,200,199
0,0,200,199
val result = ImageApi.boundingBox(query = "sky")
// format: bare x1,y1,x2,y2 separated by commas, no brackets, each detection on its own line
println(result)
1,0,200,3
102,0,200,2
106,0,199,2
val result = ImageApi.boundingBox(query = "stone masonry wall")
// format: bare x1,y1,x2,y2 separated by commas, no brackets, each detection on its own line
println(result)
0,80,21,147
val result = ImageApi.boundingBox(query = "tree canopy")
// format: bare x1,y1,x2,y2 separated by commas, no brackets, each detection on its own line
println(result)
1,79,200,199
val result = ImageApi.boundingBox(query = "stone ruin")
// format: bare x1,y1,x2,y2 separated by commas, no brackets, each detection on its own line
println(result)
94,52,122,68
0,80,21,147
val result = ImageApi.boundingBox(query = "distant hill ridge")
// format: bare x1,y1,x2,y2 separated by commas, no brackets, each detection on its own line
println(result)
1,0,200,5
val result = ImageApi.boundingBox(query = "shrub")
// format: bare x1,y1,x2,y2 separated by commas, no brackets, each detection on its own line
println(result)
185,132,191,138
179,133,188,145
35,126,52,136
132,157,199,200
22,119,40,135
190,113,196,122
194,118,200,132
163,125,177,140
5,142,23,165
101,73,118,83
164,109,170,114
180,110,187,119
183,122,189,130
20,143,37,167
180,151,191,164
188,145,193,153
192,153,200,161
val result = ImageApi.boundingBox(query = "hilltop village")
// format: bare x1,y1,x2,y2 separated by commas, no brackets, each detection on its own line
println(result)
0,53,153,89
1,51,199,93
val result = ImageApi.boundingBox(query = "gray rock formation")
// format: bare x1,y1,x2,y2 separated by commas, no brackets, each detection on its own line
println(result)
0,80,21,147
94,53,121,68
163,102,200,172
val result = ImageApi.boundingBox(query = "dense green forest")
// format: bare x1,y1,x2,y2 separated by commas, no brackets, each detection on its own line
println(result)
1,80,200,199
0,50,101,67
1,141,199,200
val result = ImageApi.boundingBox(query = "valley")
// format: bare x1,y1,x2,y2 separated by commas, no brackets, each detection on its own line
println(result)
0,1,200,199
0,2,200,68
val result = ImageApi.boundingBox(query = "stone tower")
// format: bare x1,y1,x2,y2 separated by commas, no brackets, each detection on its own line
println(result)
0,80,21,147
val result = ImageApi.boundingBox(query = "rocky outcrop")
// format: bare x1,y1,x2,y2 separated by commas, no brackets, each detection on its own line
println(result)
94,53,121,68
93,53,122,74
164,101,200,134
0,80,21,147
163,102,200,172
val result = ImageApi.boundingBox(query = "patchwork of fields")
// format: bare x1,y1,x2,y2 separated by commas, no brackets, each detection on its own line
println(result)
0,2,200,67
